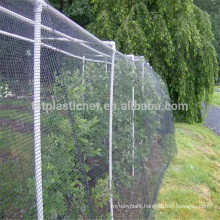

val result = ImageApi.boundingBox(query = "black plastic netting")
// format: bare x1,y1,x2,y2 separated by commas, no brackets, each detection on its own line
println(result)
0,0,176,219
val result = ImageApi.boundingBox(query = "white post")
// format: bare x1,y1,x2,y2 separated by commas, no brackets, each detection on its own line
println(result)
34,1,44,219
142,57,145,94
82,55,85,85
129,55,135,177
105,58,108,74
132,86,135,177
108,41,116,220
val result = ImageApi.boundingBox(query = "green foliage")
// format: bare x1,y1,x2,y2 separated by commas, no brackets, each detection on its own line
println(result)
39,58,172,218
91,175,111,209
194,0,220,82
88,0,219,123
40,60,145,218
40,67,107,218
0,49,176,219
49,0,94,27
64,0,94,27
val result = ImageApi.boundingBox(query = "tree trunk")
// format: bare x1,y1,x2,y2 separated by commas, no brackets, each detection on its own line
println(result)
60,0,65,12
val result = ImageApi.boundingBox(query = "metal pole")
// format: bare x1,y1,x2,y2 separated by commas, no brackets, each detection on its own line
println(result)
130,55,135,177
126,54,135,177
108,41,116,220
82,56,85,85
105,58,108,75
0,29,110,64
0,5,110,58
132,86,135,177
82,56,85,100
142,57,145,94
33,0,44,219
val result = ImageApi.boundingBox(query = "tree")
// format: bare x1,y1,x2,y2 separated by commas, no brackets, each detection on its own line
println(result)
49,0,94,27
88,0,219,123
194,0,220,82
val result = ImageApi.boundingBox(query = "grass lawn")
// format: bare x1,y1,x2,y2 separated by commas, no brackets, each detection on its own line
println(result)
156,123,220,219
0,109,33,123
212,87,220,108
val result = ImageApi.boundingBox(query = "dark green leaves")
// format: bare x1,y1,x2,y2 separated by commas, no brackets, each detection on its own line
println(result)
88,0,219,123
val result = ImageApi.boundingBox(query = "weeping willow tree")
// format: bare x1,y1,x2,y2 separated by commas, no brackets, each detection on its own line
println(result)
88,0,219,123
194,0,220,82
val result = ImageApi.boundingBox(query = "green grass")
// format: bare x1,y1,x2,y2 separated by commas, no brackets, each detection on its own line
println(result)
212,87,220,108
156,123,220,220
0,99,33,123
0,129,36,217
0,109,33,123
0,98,31,106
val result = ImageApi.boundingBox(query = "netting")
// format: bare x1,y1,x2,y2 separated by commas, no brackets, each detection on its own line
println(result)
0,0,176,219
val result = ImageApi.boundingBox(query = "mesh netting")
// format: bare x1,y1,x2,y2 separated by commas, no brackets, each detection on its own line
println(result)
0,0,176,219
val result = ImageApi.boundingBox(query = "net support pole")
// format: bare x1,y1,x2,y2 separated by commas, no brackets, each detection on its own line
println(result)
130,55,135,177
33,1,44,219
142,57,145,94
82,55,85,85
107,41,116,220
105,58,108,74
132,86,135,177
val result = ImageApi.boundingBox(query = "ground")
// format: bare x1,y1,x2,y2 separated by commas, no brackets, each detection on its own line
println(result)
212,86,220,108
155,123,220,219
156,87,220,220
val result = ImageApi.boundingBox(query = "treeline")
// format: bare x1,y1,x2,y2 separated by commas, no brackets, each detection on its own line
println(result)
49,0,219,123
